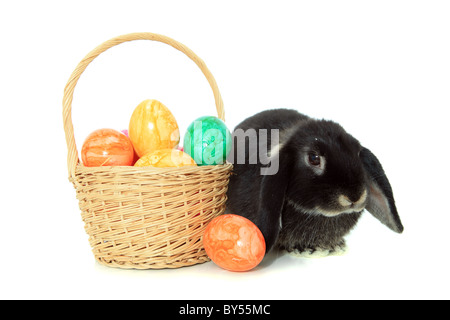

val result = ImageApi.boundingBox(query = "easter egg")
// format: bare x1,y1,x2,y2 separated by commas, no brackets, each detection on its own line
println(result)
203,214,266,272
134,149,196,168
184,116,231,165
81,128,134,167
129,99,180,158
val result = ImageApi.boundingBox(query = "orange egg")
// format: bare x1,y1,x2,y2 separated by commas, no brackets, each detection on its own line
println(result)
81,128,134,167
129,99,180,158
134,149,196,168
203,214,266,272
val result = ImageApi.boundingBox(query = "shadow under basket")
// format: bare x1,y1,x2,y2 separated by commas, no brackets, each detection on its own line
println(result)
63,33,233,269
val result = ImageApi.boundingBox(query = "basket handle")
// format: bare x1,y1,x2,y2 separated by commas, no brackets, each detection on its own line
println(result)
62,32,225,180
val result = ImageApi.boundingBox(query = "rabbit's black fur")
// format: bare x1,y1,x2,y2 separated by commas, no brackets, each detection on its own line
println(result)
226,109,403,254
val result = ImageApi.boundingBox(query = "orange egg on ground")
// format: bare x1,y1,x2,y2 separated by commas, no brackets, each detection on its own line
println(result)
81,128,134,167
129,99,180,158
203,214,266,272
134,149,197,168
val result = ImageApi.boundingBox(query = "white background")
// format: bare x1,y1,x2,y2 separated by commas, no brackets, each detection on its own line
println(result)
1,0,449,300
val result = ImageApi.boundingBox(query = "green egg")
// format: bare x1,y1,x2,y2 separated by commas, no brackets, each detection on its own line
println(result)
184,116,232,165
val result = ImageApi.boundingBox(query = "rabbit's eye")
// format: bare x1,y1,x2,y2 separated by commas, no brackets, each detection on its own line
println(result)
308,153,321,166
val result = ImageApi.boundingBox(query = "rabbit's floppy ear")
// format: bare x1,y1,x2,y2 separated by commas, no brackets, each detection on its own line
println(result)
360,147,404,233
257,151,292,252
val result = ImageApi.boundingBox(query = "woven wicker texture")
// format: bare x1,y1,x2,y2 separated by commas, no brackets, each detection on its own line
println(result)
63,33,233,269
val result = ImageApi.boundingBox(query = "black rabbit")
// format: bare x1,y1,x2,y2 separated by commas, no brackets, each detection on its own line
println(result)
226,109,403,256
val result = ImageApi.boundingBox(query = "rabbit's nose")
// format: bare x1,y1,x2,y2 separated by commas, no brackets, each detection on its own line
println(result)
338,195,353,207
339,190,367,207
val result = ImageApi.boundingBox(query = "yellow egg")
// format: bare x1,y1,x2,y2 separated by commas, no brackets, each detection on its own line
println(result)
134,149,197,168
129,99,180,158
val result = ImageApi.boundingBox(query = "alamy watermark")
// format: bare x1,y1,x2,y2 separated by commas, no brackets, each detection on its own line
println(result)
182,120,280,175
227,128,280,176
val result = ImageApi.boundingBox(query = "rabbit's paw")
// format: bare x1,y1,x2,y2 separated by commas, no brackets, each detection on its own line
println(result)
287,243,347,258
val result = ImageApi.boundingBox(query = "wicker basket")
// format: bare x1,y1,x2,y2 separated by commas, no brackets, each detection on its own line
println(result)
62,32,233,269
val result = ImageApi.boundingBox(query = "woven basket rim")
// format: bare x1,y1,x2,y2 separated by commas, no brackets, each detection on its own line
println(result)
72,161,233,175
